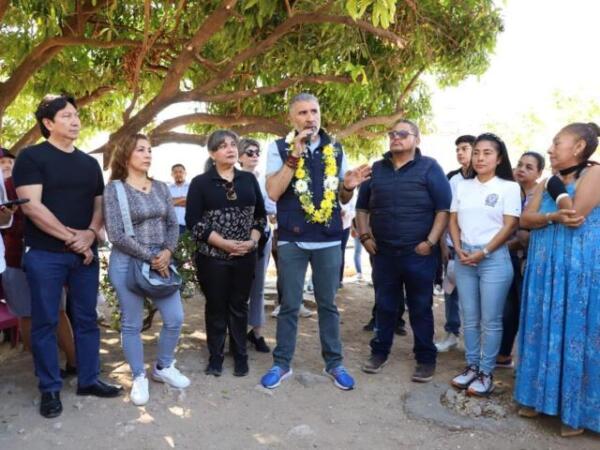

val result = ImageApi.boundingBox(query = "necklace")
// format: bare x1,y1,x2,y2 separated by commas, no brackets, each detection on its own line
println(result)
559,162,587,177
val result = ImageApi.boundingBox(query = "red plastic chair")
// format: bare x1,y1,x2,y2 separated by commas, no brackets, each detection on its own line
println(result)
0,301,19,347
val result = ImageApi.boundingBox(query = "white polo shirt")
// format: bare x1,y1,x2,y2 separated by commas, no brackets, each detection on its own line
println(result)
450,176,521,247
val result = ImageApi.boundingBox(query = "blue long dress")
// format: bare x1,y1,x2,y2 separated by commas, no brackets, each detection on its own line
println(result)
515,185,600,432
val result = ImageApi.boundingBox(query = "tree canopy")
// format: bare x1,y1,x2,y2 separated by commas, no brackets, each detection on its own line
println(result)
0,0,503,161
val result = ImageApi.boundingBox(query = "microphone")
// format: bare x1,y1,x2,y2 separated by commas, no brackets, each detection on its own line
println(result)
303,131,313,157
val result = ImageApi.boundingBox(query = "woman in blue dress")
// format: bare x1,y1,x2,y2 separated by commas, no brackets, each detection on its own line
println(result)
516,122,600,436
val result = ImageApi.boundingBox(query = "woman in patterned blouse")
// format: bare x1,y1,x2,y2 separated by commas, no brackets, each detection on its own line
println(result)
186,130,266,377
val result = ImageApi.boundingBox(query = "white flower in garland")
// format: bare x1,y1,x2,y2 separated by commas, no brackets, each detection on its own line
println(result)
324,176,339,191
295,179,309,193
285,131,296,145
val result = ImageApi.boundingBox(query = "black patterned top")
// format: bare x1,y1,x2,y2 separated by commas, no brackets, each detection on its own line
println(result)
185,166,266,259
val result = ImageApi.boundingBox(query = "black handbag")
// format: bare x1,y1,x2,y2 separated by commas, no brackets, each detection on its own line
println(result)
114,181,182,298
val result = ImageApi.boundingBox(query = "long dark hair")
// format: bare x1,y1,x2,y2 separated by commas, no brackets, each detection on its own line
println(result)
471,133,514,181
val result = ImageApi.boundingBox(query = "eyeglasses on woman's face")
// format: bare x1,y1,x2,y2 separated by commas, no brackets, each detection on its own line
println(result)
244,148,260,157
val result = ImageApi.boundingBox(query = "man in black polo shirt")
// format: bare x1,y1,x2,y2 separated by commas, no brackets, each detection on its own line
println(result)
13,94,122,419
356,119,452,382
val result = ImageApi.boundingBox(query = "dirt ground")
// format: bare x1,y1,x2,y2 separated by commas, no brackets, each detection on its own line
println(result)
1,266,599,450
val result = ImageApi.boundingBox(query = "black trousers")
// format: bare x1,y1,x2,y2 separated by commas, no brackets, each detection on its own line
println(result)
196,252,257,361
499,253,523,357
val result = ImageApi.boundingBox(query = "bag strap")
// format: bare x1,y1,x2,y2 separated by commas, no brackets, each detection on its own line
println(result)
114,180,135,237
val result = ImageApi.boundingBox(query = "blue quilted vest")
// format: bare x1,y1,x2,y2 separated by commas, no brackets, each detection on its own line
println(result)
368,150,440,253
275,130,344,242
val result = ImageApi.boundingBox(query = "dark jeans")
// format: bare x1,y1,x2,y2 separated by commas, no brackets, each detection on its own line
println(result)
370,250,438,364
273,243,343,371
443,288,460,335
499,253,523,357
24,249,100,393
369,253,405,327
196,252,257,361
340,228,351,283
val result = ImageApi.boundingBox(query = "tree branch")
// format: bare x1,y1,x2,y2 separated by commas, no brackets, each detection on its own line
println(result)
335,111,405,139
151,113,287,137
150,132,208,147
188,9,404,98
178,75,351,103
10,86,115,154
0,0,115,117
0,0,10,24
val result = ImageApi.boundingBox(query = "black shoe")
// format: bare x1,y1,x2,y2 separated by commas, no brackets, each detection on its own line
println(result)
247,331,270,353
363,318,375,331
40,391,62,418
361,354,387,374
233,357,249,377
411,363,436,383
205,357,223,377
395,324,407,336
76,379,123,397
60,363,77,379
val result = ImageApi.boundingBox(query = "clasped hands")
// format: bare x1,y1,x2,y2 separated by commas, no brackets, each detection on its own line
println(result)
65,227,96,265
151,249,173,278
221,239,256,257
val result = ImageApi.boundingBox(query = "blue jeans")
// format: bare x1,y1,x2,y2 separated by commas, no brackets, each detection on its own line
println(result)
108,249,184,377
444,289,460,335
454,243,513,374
24,249,100,393
273,243,343,371
248,235,272,328
353,236,362,274
371,250,438,364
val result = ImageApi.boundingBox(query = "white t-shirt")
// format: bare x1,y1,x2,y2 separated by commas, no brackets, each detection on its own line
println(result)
450,176,521,247
445,170,468,247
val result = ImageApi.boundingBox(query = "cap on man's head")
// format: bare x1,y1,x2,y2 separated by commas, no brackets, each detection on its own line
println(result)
0,148,15,159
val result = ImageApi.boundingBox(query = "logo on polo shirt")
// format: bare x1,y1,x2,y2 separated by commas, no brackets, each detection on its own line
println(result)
485,193,499,207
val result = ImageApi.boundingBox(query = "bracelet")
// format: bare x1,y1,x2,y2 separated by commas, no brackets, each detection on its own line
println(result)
285,154,300,169
341,183,354,192
425,238,435,248
482,247,490,258
545,212,553,225
87,228,98,241
359,233,372,244
251,239,259,250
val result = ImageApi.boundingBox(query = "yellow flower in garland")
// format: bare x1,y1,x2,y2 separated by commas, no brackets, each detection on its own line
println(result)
288,134,339,224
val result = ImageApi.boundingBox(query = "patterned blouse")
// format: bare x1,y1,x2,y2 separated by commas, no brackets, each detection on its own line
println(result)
185,166,267,259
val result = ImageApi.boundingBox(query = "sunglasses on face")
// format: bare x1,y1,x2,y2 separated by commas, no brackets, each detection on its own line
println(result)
244,149,260,157
388,130,416,140
222,181,237,201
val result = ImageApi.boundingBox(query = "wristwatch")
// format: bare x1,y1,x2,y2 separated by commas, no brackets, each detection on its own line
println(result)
482,247,490,258
251,238,259,250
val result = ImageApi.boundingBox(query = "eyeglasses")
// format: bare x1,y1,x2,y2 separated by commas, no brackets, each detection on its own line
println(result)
244,149,260,157
388,130,416,140
222,181,237,201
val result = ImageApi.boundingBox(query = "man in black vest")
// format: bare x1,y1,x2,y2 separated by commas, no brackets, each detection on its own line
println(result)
260,93,370,390
356,119,452,382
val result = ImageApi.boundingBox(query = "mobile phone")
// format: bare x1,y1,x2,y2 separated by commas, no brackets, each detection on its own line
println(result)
0,198,30,208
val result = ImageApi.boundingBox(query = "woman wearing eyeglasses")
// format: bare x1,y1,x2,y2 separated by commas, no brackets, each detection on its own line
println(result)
238,138,276,353
448,133,521,397
186,130,267,377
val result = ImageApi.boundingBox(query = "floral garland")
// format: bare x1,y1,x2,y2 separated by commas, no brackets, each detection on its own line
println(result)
285,131,339,224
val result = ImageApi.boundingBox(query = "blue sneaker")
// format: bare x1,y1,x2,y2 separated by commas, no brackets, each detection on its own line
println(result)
260,366,293,389
324,366,355,390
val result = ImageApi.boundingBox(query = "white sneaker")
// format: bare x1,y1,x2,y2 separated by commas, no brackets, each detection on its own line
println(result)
271,305,281,318
451,365,478,389
299,303,315,318
152,361,190,389
130,375,149,406
435,332,459,352
467,372,495,397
